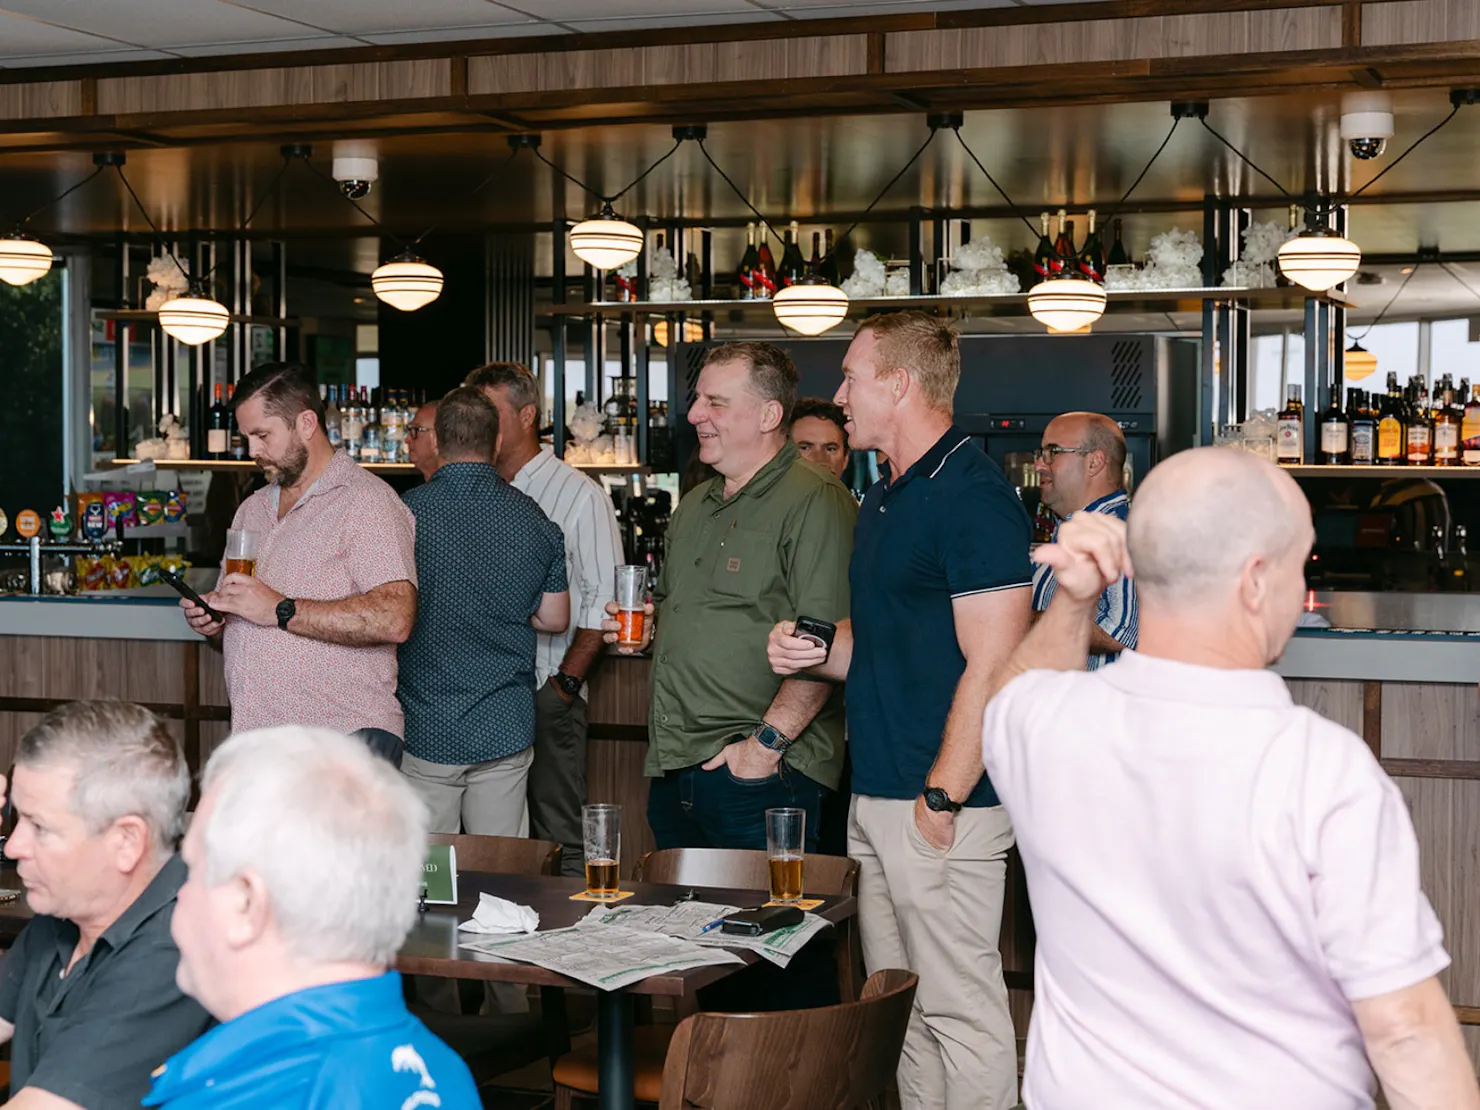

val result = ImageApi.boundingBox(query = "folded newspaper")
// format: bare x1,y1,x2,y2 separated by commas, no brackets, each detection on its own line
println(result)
458,924,746,991
579,901,832,968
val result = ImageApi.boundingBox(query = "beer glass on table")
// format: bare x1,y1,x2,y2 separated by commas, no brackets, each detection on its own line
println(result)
224,530,259,577
766,807,805,904
582,804,621,897
614,566,647,647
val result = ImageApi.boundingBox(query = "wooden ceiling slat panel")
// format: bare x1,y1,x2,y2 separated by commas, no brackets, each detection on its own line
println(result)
1362,0,1480,46
886,7,1341,73
96,59,451,115
467,35,868,97
0,81,83,122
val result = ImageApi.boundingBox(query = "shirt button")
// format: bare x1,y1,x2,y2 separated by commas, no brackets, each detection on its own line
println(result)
660,714,669,723
694,558,701,566
660,654,669,662
672,603,680,612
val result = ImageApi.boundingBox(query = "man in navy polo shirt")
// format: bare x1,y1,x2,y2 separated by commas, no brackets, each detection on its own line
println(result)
768,311,1031,1110
145,726,479,1110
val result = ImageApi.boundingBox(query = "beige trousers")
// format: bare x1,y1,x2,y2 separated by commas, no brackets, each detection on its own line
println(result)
849,794,1017,1110
401,747,533,836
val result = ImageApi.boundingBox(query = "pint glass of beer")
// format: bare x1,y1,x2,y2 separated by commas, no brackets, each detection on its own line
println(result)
224,530,259,577
582,804,621,897
766,807,805,904
614,565,647,647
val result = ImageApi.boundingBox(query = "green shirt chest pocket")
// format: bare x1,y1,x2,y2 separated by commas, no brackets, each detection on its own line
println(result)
709,526,781,602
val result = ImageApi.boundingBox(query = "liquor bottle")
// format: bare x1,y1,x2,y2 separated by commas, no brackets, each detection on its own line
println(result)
1319,390,1349,464
737,222,758,301
1106,217,1130,267
343,387,364,460
1078,209,1105,283
361,388,383,464
1434,381,1460,465
1405,377,1432,464
1051,210,1074,275
808,231,824,278
819,229,840,287
1033,213,1055,280
325,385,343,449
754,228,777,301
1377,372,1405,464
1464,385,1480,466
207,383,229,460
1277,384,1304,464
227,383,247,460
1457,378,1470,420
778,220,807,289
1349,389,1376,465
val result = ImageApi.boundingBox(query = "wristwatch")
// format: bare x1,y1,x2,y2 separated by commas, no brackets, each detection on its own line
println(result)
551,671,583,698
922,786,963,814
275,597,296,631
751,721,794,755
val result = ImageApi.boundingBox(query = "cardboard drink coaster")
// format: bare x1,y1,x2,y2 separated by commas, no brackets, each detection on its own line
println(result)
763,898,824,911
569,889,637,903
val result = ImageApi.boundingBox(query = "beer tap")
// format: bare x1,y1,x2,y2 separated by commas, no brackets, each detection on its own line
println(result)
0,535,123,596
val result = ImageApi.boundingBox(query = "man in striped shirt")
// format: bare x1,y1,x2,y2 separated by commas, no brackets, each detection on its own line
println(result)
1030,412,1138,670
468,363,625,876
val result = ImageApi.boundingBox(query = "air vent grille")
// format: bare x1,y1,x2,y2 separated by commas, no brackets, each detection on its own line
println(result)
1109,340,1145,411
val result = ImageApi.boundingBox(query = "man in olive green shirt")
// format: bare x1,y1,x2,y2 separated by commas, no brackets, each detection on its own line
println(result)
605,341,856,851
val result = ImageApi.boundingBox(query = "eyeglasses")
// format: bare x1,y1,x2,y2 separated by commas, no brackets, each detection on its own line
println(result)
1033,444,1094,463
406,425,433,439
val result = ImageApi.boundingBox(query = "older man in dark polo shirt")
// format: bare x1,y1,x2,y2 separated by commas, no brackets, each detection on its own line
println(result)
0,701,211,1110
769,312,1032,1110
605,341,856,851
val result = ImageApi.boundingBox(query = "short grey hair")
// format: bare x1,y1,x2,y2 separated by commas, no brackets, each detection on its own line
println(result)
434,386,499,461
705,341,798,424
465,361,540,413
199,726,428,966
1074,412,1127,476
17,700,189,856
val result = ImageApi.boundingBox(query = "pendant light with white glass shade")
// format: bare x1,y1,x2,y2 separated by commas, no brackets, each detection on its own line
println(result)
569,204,645,271
158,287,230,345
1278,227,1362,292
0,235,53,286
1027,270,1109,333
773,275,850,335
372,251,444,312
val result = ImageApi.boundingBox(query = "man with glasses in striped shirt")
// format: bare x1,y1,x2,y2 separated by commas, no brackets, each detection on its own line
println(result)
1030,411,1137,669
467,362,624,877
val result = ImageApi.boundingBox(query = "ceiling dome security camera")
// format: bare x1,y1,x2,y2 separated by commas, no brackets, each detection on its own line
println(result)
1340,91,1395,161
331,151,378,200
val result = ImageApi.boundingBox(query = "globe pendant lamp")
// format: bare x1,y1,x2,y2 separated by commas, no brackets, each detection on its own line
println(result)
1278,229,1361,292
1027,271,1107,333
569,205,644,271
372,252,444,312
773,275,850,336
1344,342,1378,383
0,234,54,286
158,289,229,345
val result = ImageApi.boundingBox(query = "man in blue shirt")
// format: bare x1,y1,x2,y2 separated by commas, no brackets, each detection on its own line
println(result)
768,312,1031,1110
1030,411,1138,670
145,725,480,1110
398,386,570,836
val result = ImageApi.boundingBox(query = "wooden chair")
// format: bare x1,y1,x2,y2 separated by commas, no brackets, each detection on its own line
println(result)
427,832,562,877
552,848,865,1109
657,969,917,1110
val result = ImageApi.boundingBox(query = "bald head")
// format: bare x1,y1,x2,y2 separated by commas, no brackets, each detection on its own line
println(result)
1037,412,1128,516
1129,448,1311,609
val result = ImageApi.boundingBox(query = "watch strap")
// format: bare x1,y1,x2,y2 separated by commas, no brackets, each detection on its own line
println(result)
276,597,296,631
752,722,794,754
552,671,583,697
923,786,963,814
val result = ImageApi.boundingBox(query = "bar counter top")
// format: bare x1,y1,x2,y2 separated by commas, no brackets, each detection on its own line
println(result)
0,593,196,641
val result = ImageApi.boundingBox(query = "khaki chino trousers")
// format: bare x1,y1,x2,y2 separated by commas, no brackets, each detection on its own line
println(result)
849,794,1018,1110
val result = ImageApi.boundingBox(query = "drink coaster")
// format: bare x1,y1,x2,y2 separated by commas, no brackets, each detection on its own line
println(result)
570,890,636,903
762,898,824,911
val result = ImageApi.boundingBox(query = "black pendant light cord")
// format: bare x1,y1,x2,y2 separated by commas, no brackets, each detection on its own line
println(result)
1349,102,1460,199
528,138,683,208
823,128,940,266
412,146,522,246
1438,260,1480,309
197,152,300,283
950,128,1046,249
695,138,786,250
1350,262,1418,341
1097,116,1181,227
113,165,197,289
9,164,107,233
1197,118,1292,197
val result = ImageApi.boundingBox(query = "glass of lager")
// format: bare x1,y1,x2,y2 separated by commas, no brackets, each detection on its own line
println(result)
765,807,804,904
224,529,259,577
614,565,647,646
582,804,621,897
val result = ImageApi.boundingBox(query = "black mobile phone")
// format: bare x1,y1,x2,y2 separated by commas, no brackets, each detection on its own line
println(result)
793,616,837,655
159,566,224,624
720,905,804,937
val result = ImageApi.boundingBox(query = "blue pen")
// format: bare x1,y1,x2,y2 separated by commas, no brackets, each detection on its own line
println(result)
698,919,726,934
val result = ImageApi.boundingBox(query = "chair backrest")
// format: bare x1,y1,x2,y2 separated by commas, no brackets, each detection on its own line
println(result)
635,848,859,897
657,969,917,1110
428,833,561,876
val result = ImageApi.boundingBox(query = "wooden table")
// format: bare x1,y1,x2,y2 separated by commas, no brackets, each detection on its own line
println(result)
399,872,856,1110
0,868,855,1110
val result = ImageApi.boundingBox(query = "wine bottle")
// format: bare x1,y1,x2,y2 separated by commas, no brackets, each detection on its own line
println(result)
778,220,806,288
1319,389,1349,464
738,222,758,301
227,383,247,460
819,229,840,287
755,228,777,301
1079,209,1105,283
207,383,228,460
1051,209,1073,275
808,231,823,278
1033,213,1055,280
1107,218,1130,267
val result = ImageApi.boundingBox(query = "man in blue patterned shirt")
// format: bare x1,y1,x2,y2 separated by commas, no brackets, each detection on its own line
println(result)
397,387,570,835
1030,412,1138,670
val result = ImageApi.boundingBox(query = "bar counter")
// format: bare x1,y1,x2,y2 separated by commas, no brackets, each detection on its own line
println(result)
0,595,1475,1063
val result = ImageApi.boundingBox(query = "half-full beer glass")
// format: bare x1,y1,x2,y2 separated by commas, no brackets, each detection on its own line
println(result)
224,529,259,577
614,565,647,646
582,804,621,896
766,807,805,904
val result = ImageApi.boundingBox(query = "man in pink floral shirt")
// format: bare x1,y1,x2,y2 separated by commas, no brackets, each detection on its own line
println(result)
179,364,417,757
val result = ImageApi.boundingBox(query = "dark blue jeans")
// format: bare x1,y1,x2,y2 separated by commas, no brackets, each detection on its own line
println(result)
646,758,827,852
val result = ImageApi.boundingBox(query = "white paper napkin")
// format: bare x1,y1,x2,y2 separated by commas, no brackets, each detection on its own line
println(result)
457,892,540,934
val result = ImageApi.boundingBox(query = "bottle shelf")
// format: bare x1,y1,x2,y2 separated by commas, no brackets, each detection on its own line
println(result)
1283,464,1480,478
103,459,653,478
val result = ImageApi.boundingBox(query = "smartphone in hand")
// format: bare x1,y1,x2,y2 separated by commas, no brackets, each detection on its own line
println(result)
793,616,837,656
